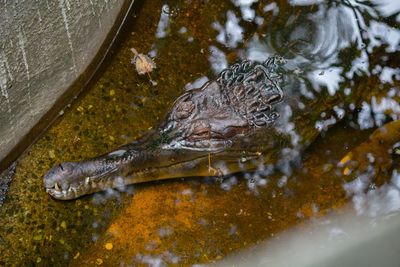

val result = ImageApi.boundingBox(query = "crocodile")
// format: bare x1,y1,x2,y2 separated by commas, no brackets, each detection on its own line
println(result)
43,54,396,200
44,57,291,200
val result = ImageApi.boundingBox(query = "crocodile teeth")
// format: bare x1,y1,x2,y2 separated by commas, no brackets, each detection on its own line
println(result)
85,177,90,184
54,182,61,191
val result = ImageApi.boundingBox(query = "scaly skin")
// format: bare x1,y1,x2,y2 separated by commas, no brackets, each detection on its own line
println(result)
44,57,288,200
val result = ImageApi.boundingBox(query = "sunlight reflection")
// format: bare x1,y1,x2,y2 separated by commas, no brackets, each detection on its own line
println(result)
345,169,400,217
155,4,170,39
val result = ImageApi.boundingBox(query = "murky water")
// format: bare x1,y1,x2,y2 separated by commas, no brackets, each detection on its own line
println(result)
1,0,399,266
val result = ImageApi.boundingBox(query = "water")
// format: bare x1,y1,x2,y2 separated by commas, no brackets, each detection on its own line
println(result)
0,0,399,265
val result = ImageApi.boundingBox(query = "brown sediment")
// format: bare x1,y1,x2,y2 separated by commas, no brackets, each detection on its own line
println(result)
0,0,234,265
0,0,398,266
71,124,361,266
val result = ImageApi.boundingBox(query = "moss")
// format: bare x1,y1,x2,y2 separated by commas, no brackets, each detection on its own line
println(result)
0,0,397,266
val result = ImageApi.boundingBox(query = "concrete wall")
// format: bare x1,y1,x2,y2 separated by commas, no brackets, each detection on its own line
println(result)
0,0,131,170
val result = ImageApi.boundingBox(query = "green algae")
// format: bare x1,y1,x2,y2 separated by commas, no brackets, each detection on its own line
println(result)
0,0,399,266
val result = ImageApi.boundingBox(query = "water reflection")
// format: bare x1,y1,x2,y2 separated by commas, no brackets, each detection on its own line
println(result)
1,0,400,265
202,5,400,266
202,0,399,209
344,168,400,217
118,0,399,263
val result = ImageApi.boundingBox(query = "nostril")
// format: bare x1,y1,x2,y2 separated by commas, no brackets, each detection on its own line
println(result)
59,164,64,171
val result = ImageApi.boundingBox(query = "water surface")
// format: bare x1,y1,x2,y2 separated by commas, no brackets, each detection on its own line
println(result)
1,0,399,266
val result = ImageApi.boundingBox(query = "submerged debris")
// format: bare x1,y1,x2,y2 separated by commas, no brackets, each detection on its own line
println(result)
130,48,157,78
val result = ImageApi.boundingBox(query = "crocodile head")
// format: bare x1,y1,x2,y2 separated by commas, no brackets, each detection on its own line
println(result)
162,57,285,151
44,57,286,200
